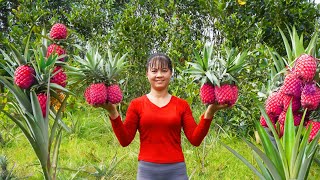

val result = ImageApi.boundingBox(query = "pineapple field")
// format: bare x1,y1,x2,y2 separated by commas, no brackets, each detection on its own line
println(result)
0,1,320,179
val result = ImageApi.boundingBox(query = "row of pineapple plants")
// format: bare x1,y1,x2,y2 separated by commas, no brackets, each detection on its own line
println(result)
0,23,72,179
261,26,320,142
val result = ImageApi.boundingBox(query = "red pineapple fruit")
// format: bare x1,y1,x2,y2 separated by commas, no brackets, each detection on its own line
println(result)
279,124,284,138
301,83,320,110
278,111,303,126
293,113,303,126
200,83,215,104
50,23,68,39
260,114,277,128
14,65,36,89
280,93,301,112
280,73,302,97
265,91,283,117
215,84,238,106
37,93,47,117
293,54,317,82
306,121,320,142
106,84,123,104
51,66,67,87
85,83,108,105
46,44,66,61
84,86,93,105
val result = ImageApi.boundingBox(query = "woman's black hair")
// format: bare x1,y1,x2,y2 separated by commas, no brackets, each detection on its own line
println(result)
146,53,172,72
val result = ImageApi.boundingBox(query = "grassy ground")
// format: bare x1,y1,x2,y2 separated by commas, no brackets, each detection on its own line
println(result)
1,107,319,179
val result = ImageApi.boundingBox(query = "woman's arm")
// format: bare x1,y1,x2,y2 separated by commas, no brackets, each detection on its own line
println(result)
183,103,228,146
98,101,139,147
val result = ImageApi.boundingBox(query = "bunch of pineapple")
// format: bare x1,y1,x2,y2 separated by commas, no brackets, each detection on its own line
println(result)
260,26,320,141
71,44,128,106
186,44,248,107
47,23,69,111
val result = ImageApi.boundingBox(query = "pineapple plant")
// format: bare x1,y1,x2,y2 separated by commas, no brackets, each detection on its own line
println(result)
199,83,215,104
0,26,72,179
106,84,123,104
280,73,302,97
186,44,248,106
71,43,127,105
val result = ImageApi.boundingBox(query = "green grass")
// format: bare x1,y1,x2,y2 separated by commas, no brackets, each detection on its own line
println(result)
1,107,319,179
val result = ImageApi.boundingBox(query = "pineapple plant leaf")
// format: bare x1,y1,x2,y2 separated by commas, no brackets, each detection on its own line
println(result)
279,25,318,66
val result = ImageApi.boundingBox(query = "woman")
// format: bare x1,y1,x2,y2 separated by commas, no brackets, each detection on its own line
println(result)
99,53,228,180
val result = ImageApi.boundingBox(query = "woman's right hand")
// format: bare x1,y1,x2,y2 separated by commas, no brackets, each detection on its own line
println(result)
94,102,119,119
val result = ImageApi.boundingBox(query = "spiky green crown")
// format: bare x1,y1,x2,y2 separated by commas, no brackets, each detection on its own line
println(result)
71,43,128,86
279,25,318,68
186,44,248,87
214,46,248,86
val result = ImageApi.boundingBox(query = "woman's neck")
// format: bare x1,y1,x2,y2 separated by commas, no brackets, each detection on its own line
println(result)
148,89,170,99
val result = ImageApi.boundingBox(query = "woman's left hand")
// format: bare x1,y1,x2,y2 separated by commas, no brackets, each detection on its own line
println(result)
204,103,229,119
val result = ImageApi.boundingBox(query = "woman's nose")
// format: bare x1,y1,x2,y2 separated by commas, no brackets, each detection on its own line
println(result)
156,71,163,77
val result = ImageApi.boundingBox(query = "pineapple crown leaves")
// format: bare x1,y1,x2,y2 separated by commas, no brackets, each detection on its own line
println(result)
73,44,108,84
1,26,35,66
72,43,128,86
279,25,318,65
105,49,128,82
214,47,248,86
260,46,286,96
185,44,219,86
185,44,248,87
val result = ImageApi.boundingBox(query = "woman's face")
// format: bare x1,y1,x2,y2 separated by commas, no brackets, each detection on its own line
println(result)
147,62,172,91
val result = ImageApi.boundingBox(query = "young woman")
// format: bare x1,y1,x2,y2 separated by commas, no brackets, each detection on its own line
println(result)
99,53,228,180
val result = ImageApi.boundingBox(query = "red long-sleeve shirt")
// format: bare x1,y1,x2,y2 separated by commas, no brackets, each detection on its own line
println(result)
110,95,213,163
